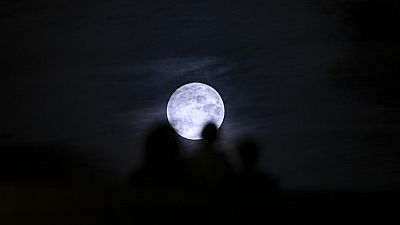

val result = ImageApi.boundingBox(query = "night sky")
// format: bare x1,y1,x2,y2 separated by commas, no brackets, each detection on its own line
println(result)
1,0,400,191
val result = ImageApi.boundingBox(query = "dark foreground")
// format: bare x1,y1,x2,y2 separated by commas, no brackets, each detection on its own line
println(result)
1,185,399,224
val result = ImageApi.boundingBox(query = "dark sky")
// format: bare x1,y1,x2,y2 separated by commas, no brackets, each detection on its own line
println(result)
1,0,399,190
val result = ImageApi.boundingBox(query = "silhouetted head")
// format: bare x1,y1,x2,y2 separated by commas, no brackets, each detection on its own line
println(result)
201,123,218,146
238,140,260,171
144,123,180,168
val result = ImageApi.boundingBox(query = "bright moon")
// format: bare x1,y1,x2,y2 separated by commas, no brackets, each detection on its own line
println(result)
167,82,225,140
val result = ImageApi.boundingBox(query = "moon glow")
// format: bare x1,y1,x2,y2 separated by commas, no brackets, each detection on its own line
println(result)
167,82,225,140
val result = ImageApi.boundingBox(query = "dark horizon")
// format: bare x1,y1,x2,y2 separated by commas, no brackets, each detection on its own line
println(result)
1,0,400,192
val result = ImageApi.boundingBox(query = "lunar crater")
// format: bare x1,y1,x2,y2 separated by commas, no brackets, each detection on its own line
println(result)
167,82,225,140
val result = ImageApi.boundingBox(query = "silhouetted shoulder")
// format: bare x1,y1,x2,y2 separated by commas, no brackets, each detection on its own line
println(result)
239,171,280,192
128,123,187,187
236,138,281,193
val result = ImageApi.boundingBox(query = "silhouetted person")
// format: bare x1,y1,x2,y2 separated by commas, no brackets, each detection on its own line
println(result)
186,123,234,187
130,123,186,186
202,123,218,147
237,139,279,192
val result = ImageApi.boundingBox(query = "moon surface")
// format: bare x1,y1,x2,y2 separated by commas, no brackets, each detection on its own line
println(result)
167,82,225,140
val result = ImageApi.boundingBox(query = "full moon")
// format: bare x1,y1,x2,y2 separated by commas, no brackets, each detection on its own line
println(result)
167,82,225,140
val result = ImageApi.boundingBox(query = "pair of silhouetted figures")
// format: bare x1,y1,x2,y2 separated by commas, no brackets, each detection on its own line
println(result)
129,122,279,192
